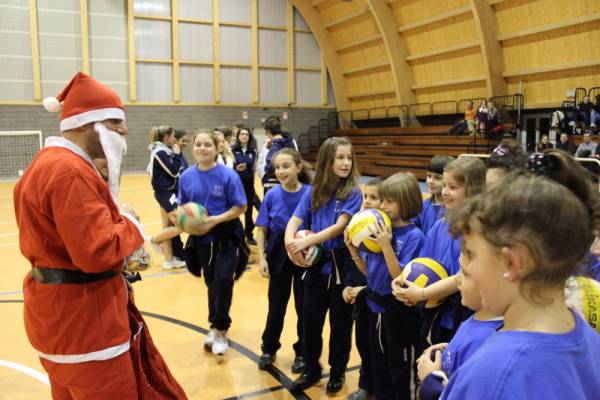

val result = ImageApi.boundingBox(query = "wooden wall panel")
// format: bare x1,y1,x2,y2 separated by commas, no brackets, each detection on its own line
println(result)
415,83,486,104
351,96,397,111
502,22,600,71
347,69,395,94
411,52,483,85
401,15,477,54
319,0,367,24
339,43,388,70
507,65,600,107
494,0,600,36
390,0,469,25
330,17,380,44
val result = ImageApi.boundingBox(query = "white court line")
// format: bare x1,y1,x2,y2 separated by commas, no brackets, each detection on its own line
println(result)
0,220,162,248
0,359,50,386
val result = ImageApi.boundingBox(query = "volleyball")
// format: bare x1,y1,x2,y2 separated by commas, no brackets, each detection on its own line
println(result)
294,230,323,267
565,276,600,333
177,202,208,233
347,208,392,253
400,257,449,308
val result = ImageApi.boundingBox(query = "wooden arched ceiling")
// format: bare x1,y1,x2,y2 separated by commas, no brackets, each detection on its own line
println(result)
367,0,415,106
469,0,507,97
289,0,351,109
306,0,600,110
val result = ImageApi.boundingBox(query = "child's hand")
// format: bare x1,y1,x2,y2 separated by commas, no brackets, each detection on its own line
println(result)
344,228,359,254
258,258,269,278
391,276,419,306
187,216,217,236
368,221,392,249
417,345,446,381
342,287,355,304
285,238,309,254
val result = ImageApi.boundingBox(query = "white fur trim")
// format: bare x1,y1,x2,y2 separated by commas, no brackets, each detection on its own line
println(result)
60,108,125,131
42,97,61,112
37,339,130,364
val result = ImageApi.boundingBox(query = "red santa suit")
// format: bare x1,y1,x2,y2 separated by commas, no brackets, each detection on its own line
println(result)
14,72,187,399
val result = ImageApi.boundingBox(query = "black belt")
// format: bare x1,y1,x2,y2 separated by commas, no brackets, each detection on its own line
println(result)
31,267,117,284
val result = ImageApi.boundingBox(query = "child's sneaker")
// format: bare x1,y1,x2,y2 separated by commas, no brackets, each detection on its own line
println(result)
172,257,187,268
163,258,186,270
204,328,216,351
212,330,229,355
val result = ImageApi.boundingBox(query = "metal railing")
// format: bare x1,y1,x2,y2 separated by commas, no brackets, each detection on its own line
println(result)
432,101,457,115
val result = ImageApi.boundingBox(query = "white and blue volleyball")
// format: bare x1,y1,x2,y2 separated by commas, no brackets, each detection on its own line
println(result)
347,208,392,253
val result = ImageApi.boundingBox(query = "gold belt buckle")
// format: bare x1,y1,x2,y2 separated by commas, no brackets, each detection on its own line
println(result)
31,267,45,283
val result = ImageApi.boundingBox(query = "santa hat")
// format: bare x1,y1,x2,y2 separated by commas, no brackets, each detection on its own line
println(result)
42,72,125,132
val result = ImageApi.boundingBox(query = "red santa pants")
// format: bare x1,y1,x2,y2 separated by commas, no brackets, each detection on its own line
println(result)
40,352,137,400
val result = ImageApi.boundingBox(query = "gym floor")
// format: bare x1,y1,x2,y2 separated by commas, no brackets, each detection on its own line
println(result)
0,175,362,400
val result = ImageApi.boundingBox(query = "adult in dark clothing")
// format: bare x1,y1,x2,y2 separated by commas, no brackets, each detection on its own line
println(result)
262,118,297,194
536,134,554,152
555,132,576,155
170,129,189,260
577,96,595,128
232,126,258,245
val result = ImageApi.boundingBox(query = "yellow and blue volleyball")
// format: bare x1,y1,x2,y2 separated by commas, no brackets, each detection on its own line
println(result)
565,276,600,333
294,230,323,267
177,202,208,233
348,208,392,253
400,257,449,309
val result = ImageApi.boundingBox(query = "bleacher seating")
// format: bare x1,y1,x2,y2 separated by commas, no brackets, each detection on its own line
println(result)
302,126,493,179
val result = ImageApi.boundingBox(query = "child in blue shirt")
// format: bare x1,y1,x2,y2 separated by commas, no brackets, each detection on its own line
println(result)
285,137,363,394
346,173,426,400
177,129,247,357
417,249,503,400
393,157,487,344
414,156,454,235
255,148,310,373
342,177,384,400
441,150,600,399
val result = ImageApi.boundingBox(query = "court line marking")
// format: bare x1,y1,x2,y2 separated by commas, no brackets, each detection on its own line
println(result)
0,359,50,386
222,365,361,400
0,300,360,400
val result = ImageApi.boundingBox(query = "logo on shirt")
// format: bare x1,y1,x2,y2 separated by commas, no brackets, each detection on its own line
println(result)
335,200,341,213
394,239,404,259
212,185,224,197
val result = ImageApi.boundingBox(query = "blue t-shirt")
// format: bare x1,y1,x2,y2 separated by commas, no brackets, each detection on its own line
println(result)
441,312,600,400
365,224,425,313
256,184,310,233
420,218,462,329
178,164,247,241
413,198,444,235
441,315,503,377
293,186,363,274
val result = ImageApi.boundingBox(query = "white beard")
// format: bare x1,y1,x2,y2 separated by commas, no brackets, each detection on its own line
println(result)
94,122,127,202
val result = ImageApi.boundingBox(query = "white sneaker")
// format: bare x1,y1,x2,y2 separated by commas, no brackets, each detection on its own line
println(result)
172,257,187,269
145,236,162,254
204,328,216,351
212,330,229,355
163,258,186,270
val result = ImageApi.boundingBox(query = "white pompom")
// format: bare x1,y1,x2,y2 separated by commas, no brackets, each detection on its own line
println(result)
42,97,61,112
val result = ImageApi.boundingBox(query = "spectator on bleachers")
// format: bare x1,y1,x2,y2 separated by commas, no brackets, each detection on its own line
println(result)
476,100,488,134
555,132,576,155
536,134,553,152
575,131,598,158
577,96,595,130
465,101,477,134
487,101,500,131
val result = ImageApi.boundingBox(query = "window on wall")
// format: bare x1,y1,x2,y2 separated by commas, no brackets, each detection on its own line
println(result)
37,0,82,98
89,1,128,101
0,0,331,106
0,0,33,100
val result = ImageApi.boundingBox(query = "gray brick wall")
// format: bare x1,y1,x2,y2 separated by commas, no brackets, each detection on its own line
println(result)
0,105,333,172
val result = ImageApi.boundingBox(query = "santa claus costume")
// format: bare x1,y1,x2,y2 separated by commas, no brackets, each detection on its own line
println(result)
13,72,187,399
